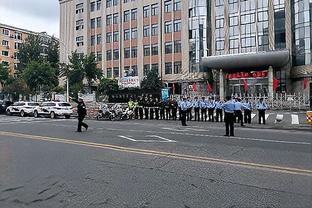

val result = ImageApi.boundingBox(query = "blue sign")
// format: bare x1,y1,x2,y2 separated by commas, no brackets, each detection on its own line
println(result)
161,88,169,102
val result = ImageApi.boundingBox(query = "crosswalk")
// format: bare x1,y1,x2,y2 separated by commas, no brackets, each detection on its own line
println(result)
0,115,50,124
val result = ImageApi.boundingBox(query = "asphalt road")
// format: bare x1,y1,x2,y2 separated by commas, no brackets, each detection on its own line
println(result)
0,116,311,208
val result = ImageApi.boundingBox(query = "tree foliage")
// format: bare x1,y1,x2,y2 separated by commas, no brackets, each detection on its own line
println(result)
141,70,162,90
45,36,59,70
3,78,31,99
83,53,102,89
98,77,119,94
0,63,11,88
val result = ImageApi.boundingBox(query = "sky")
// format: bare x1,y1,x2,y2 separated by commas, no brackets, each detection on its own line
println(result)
0,0,59,37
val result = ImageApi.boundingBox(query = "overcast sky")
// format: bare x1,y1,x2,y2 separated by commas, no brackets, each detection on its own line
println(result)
0,0,59,37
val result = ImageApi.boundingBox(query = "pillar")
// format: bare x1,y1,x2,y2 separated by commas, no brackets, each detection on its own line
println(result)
268,66,274,100
219,69,224,100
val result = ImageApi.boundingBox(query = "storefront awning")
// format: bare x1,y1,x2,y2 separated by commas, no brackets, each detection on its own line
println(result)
200,50,290,72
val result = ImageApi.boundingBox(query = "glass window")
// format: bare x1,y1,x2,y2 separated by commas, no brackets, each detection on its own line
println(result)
165,62,172,74
131,9,137,20
90,1,96,11
113,13,119,24
1,51,9,56
165,42,173,53
173,0,181,11
113,67,119,78
106,32,112,43
96,0,101,10
151,4,158,16
106,0,112,8
97,52,102,61
151,24,158,36
174,40,181,53
91,18,96,29
174,20,181,32
151,64,158,74
124,29,130,40
143,6,150,18
143,25,150,37
174,61,182,74
165,21,172,33
165,0,172,12
97,34,102,44
106,50,112,60
131,28,137,39
144,64,150,76
131,47,137,58
107,68,112,78
113,31,119,42
96,17,102,28
113,49,119,60
91,35,95,46
151,44,158,55
124,10,130,22
124,47,130,58
113,0,118,6
106,15,112,25
144,45,150,56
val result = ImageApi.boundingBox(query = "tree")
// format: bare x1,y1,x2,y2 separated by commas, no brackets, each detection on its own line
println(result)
83,53,102,91
141,70,162,90
0,63,11,89
3,78,31,101
46,36,59,70
98,77,119,94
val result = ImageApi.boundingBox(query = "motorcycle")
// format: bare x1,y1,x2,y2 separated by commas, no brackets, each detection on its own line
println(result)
96,104,114,120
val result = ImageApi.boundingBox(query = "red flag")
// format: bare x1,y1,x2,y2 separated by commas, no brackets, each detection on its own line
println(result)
273,78,279,92
207,82,213,93
192,83,197,92
303,77,309,89
243,79,248,92
172,83,175,94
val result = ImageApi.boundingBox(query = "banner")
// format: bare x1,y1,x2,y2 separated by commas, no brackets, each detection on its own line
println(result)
226,71,268,79
119,76,140,88
161,88,169,102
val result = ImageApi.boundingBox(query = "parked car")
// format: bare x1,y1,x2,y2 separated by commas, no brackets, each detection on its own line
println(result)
6,102,40,117
33,101,73,119
0,100,13,114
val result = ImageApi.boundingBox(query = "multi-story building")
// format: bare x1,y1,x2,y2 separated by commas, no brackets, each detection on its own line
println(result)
60,0,311,96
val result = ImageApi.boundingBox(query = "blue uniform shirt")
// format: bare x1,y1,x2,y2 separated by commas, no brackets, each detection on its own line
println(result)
199,100,206,109
215,101,223,109
186,100,192,109
192,99,199,108
234,101,242,111
256,101,268,110
180,101,188,111
223,100,235,113
242,101,252,111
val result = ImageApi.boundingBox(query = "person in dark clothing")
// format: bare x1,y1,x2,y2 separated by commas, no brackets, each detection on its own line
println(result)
159,99,165,120
154,98,160,120
143,97,149,119
149,97,155,119
170,98,178,120
164,100,170,120
71,97,88,132
138,97,144,119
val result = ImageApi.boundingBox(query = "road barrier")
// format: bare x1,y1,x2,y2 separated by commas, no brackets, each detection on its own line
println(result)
306,111,312,124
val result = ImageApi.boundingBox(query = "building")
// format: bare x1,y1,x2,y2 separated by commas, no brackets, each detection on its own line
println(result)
59,0,311,97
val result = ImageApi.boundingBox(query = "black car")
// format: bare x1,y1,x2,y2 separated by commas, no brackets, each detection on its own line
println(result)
0,100,13,114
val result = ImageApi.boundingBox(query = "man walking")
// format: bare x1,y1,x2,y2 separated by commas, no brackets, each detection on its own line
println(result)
222,96,235,136
71,97,88,132
256,98,268,124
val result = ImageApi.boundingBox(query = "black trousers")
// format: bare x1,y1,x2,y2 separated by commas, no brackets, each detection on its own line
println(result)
134,108,138,119
155,108,159,120
235,110,244,126
150,108,154,120
201,109,207,121
172,108,177,120
77,115,88,132
224,112,234,136
160,108,165,120
258,110,266,124
144,108,149,119
178,107,182,120
244,109,251,124
139,107,143,119
208,108,214,122
181,110,187,126
194,107,200,121
165,107,170,120
216,109,223,122
187,108,193,121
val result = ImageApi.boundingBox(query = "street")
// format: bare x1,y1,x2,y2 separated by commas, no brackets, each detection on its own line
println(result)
0,115,311,208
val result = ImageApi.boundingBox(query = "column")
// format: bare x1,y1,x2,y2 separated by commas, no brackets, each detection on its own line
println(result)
268,66,274,100
219,69,224,100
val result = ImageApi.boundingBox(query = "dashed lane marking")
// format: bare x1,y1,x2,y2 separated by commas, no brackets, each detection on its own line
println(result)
291,114,299,125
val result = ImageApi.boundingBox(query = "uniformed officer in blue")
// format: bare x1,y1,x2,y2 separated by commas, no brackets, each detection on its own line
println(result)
193,97,200,121
234,98,244,126
180,97,188,126
222,96,235,136
186,97,192,121
256,98,268,124
215,97,224,122
199,97,207,122
207,97,216,122
242,98,253,124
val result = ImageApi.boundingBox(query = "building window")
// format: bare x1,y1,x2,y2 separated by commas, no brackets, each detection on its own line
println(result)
130,65,138,76
151,44,158,56
165,0,172,12
1,51,9,57
131,47,137,58
76,3,84,14
174,40,181,53
151,64,158,74
76,36,84,46
107,68,112,78
15,42,21,49
97,52,102,61
165,42,173,54
144,64,150,76
113,13,119,24
113,0,119,6
174,61,182,74
151,4,158,16
131,28,137,39
76,19,84,30
96,17,102,28
90,1,96,11
173,0,181,11
106,14,112,25
97,34,102,44
165,62,172,74
106,32,112,43
2,40,9,46
2,29,9,36
91,18,96,29
143,6,150,18
174,20,181,32
124,29,130,40
124,47,130,58
143,25,150,37
113,67,119,78
144,45,150,56
165,21,172,33
151,24,158,36
113,31,119,42
113,49,119,60
131,9,137,20
106,50,112,60
124,10,130,22
91,35,95,46
106,0,112,7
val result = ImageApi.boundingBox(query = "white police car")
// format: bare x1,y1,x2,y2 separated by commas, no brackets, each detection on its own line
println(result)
33,101,73,119
6,102,40,117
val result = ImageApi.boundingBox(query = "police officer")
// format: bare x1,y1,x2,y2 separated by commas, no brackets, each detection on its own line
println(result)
143,96,149,119
177,96,182,120
154,98,160,120
234,98,244,126
186,97,193,121
243,98,252,124
222,96,235,136
170,97,178,120
200,97,207,122
138,96,144,119
256,98,268,124
215,97,224,122
133,98,139,119
180,97,188,126
193,97,200,121
71,97,88,132
164,99,170,120
149,97,155,120
207,97,216,122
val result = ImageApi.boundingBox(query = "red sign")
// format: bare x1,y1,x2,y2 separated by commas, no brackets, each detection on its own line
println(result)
225,71,268,79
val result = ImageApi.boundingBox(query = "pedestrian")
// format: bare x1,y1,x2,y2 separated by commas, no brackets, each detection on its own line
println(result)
177,96,182,120
222,96,235,136
180,97,188,126
215,97,224,122
71,97,88,132
242,98,252,124
193,97,200,121
159,98,165,120
149,97,155,120
234,98,244,126
256,98,268,124
200,97,207,122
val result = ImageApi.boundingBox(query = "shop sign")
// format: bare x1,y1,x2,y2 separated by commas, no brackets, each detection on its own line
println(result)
119,76,140,88
225,71,268,79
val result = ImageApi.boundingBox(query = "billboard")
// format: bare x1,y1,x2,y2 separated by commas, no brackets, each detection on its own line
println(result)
119,76,140,88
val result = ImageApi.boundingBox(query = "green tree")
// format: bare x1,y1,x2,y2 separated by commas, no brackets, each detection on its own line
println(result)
83,53,102,91
141,70,162,90
0,63,11,88
46,36,59,70
98,77,119,94
3,78,31,101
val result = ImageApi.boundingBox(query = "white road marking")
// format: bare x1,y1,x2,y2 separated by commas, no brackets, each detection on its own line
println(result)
118,135,136,141
251,113,256,119
145,135,176,142
265,114,270,120
291,114,299,125
185,128,210,132
118,135,176,143
162,127,187,132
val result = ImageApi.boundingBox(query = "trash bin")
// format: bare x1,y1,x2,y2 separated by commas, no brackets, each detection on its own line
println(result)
306,111,312,124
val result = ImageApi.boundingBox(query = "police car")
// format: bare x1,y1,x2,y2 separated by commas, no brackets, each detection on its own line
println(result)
33,101,73,119
6,102,40,117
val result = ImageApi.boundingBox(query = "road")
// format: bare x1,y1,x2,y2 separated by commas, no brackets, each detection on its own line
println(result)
0,115,311,208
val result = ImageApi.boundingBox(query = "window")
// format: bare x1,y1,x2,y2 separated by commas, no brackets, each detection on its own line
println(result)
143,25,150,37
174,61,182,74
97,34,102,44
113,67,119,78
113,31,119,42
124,29,130,40
151,24,158,36
124,0,129,3
14,52,18,60
90,1,96,11
15,33,22,40
151,64,158,73
76,19,84,30
2,29,9,36
113,49,119,60
113,13,119,24
106,50,112,60
76,3,84,14
131,47,137,58
151,4,158,16
1,51,9,56
151,44,158,55
97,52,102,61
107,68,112,78
165,1,172,12
96,17,102,28
165,62,172,74
165,42,173,53
124,10,130,22
106,32,112,43
143,6,150,18
96,0,101,10
2,40,9,46
174,40,181,53
15,42,21,49
144,64,150,76
144,45,150,56
173,0,181,11
131,28,137,39
124,47,130,58
131,9,137,20
106,14,112,25
91,35,95,46
106,0,112,8
76,36,84,46
174,20,181,32
165,21,172,33
130,65,138,76
91,18,96,29
113,0,118,6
